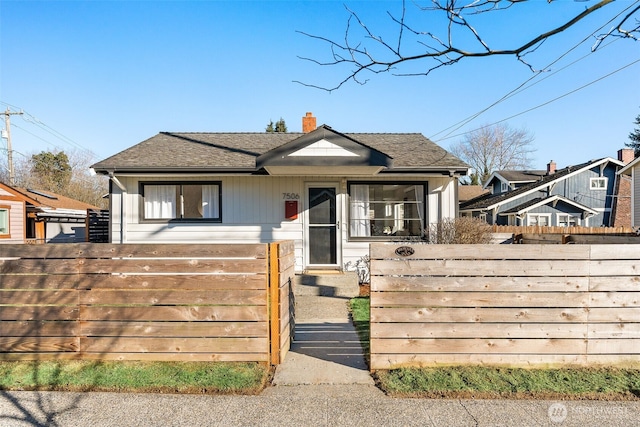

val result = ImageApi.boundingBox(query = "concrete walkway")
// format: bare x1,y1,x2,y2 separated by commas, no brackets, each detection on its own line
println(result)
272,272,373,386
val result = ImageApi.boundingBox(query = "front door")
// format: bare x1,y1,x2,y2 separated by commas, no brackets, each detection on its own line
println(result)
306,184,340,268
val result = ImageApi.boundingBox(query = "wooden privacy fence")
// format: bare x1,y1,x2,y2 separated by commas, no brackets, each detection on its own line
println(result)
491,225,635,235
370,243,640,370
0,242,294,364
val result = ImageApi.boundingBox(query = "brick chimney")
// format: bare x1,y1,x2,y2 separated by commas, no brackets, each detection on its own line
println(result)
302,112,316,133
547,160,556,175
618,148,635,165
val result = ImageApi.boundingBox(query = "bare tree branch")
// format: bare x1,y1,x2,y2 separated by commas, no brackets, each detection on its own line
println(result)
297,0,639,91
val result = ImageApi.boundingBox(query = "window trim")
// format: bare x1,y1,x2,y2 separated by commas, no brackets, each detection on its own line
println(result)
557,213,580,227
590,177,607,190
500,181,509,193
527,213,551,226
139,181,222,223
0,205,10,238
347,181,427,241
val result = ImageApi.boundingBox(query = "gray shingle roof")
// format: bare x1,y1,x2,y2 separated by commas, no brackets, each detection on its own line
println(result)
495,170,546,182
91,126,468,172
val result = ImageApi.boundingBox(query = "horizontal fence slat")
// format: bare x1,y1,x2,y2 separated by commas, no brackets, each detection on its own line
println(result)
369,244,590,260
79,321,268,338
0,337,78,352
371,338,587,355
371,323,588,339
86,274,267,290
371,276,589,292
587,339,640,354
589,323,640,339
77,353,270,362
371,259,589,277
80,306,268,322
0,290,78,305
80,337,268,354
79,289,267,305
371,291,588,308
371,307,588,323
0,321,79,337
0,307,79,321
370,354,587,369
0,243,268,259
1,258,267,275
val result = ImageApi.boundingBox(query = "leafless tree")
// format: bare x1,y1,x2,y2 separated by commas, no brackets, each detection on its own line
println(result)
296,0,640,91
449,123,535,184
2,149,108,208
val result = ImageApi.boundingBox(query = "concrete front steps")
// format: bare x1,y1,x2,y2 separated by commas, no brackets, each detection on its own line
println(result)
293,271,360,298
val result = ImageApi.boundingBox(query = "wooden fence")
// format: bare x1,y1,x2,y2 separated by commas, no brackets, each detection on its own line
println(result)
369,243,640,370
0,242,294,363
491,225,635,235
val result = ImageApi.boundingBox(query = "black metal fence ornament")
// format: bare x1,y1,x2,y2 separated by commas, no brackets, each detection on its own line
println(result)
395,246,415,257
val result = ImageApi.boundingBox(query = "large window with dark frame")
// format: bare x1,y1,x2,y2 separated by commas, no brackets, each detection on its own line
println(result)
348,182,425,239
140,182,221,221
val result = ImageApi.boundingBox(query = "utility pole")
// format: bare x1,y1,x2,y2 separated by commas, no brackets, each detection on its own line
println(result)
2,108,23,186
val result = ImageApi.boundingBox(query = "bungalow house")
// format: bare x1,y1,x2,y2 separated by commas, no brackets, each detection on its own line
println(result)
459,150,633,227
0,182,100,243
90,113,469,272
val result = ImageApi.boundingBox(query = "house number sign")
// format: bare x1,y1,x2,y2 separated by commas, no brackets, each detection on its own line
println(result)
282,193,300,200
395,246,415,257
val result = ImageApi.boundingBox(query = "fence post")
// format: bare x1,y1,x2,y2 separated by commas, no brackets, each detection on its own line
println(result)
269,242,281,365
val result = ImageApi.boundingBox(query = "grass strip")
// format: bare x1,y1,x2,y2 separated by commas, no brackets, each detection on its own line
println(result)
377,366,640,399
349,296,370,364
0,361,270,394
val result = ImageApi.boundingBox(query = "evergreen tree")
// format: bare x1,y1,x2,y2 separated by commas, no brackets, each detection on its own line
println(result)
266,118,287,133
626,112,640,157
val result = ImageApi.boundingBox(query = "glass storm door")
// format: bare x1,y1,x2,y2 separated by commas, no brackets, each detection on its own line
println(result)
307,185,339,266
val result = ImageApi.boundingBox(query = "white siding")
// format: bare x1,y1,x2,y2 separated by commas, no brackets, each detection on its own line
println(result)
110,174,460,272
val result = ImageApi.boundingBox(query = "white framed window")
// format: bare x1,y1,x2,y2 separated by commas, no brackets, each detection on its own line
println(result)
527,214,551,226
501,182,509,193
0,206,9,237
557,213,579,227
348,182,425,239
590,177,607,190
140,182,221,222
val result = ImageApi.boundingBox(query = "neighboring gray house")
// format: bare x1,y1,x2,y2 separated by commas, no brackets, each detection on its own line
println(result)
91,113,469,272
483,169,547,195
460,153,630,227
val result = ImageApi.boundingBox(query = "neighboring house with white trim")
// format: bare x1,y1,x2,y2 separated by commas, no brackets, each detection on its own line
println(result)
483,169,547,195
91,113,469,272
460,152,631,227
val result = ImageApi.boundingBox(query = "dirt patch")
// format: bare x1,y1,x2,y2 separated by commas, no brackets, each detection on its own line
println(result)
359,283,370,297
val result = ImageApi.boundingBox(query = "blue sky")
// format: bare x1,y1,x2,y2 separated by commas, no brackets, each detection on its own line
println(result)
1,0,639,172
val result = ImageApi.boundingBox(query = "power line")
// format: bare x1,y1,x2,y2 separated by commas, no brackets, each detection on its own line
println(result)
429,0,640,141
0,101,97,159
434,57,640,143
